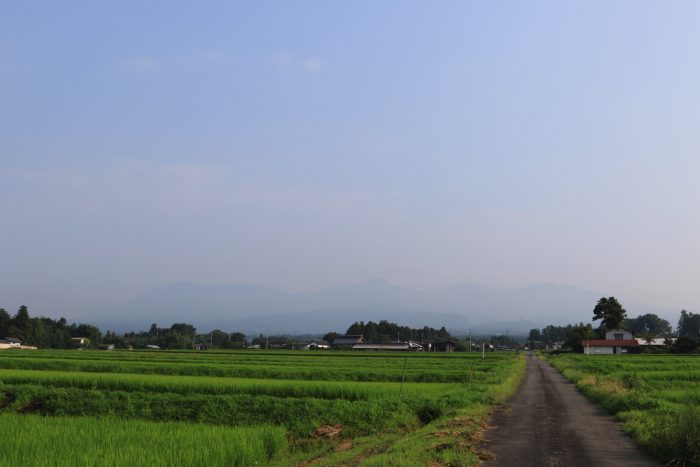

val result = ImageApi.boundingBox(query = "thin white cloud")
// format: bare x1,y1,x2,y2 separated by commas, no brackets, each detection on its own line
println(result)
200,50,224,63
124,56,157,73
0,38,10,54
123,50,225,72
270,53,324,73
271,52,294,70
303,57,323,72
0,161,403,218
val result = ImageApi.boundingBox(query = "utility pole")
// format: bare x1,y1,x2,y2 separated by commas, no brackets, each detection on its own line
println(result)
482,342,485,360
469,330,472,353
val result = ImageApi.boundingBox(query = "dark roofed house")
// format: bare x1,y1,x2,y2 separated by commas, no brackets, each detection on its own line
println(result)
430,339,457,352
332,335,365,348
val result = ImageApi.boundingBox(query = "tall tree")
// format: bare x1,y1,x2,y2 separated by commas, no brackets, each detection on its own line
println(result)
0,308,11,336
592,297,627,331
677,310,700,338
12,305,31,340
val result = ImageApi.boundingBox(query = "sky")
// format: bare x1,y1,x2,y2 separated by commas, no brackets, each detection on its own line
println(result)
2,1,700,320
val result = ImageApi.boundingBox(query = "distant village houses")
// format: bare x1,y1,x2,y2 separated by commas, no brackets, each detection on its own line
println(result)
313,335,459,352
352,341,423,351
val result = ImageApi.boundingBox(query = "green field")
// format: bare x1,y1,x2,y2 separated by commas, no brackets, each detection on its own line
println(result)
0,349,525,465
547,354,700,465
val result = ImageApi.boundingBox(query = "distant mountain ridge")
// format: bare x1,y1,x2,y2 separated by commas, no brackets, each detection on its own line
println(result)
86,278,672,335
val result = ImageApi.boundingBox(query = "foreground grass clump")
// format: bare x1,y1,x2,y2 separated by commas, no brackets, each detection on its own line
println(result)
547,354,700,465
0,413,287,466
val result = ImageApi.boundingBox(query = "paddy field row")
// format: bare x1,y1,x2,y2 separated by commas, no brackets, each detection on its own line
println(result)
0,350,526,466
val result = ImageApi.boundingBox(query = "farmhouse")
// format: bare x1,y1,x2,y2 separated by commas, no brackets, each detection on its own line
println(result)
582,328,638,355
0,337,37,350
352,341,423,351
0,337,21,349
331,335,365,349
305,340,330,350
428,339,457,352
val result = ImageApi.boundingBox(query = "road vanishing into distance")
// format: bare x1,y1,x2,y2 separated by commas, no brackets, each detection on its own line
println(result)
479,355,660,467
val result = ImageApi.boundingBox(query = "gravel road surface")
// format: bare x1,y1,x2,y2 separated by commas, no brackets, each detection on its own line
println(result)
479,354,660,467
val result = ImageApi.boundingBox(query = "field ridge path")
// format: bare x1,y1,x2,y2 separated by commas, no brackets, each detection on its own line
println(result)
478,354,660,467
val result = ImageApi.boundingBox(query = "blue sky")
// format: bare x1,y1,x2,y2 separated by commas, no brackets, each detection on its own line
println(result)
2,1,699,319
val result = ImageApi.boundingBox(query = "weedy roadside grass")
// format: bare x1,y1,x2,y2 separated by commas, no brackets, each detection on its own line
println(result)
546,354,700,465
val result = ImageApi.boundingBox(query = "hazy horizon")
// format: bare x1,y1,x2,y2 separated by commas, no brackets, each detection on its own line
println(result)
2,2,699,320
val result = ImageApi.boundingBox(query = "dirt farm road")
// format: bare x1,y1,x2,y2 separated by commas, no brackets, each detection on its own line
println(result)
479,355,660,467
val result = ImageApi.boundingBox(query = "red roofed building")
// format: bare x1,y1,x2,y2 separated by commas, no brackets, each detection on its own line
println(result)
582,329,638,355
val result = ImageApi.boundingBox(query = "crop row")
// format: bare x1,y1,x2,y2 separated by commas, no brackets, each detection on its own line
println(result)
0,351,515,383
0,369,461,401
0,349,508,373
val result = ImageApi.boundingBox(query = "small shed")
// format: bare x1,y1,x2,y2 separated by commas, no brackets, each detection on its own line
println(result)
306,340,331,350
634,337,676,346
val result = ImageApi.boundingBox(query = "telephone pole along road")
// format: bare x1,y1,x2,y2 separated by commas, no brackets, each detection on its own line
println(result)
479,355,660,467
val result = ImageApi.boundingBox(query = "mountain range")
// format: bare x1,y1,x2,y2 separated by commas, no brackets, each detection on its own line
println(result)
84,278,673,336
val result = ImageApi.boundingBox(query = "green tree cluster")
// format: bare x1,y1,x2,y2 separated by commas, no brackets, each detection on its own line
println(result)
623,313,672,336
340,320,450,343
0,305,102,348
115,323,249,350
528,323,596,351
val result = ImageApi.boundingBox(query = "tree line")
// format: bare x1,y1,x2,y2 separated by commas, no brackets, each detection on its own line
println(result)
0,306,251,350
323,320,451,344
0,306,101,348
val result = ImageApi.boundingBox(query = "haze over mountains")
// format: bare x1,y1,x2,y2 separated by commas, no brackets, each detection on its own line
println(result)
86,279,671,335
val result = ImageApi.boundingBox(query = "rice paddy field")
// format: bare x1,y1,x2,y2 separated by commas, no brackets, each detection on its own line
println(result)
0,349,525,466
547,354,700,465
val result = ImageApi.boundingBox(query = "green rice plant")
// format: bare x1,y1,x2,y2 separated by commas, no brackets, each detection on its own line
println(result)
0,412,287,466
0,349,525,464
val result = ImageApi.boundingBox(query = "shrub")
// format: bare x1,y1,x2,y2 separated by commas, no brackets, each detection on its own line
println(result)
416,401,444,425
